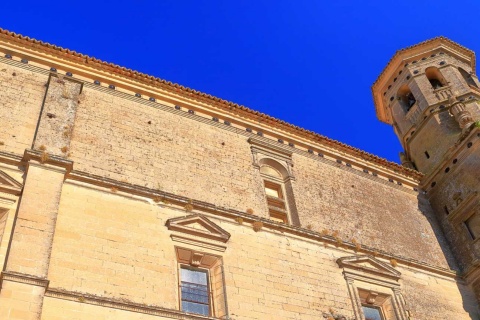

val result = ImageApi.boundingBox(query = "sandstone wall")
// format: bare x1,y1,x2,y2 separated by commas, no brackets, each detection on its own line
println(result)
0,59,457,269
44,183,477,319
0,62,47,154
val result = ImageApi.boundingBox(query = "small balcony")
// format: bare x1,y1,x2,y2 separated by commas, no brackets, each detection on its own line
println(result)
433,85,452,101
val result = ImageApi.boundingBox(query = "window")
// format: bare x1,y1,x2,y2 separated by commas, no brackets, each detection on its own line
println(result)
465,213,480,240
166,217,230,317
425,67,447,89
260,164,291,223
264,179,288,223
397,85,416,113
180,266,210,316
362,305,385,320
249,137,300,226
337,255,408,320
358,289,396,320
174,247,228,318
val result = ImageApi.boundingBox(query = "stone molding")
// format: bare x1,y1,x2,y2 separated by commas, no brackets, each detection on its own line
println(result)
0,35,422,180
62,171,457,279
403,98,480,157
0,155,458,279
338,255,409,320
0,56,423,189
373,36,475,124
248,137,293,162
44,288,219,320
0,271,49,288
166,214,231,245
447,191,479,224
0,169,22,195
337,255,401,281
22,149,74,174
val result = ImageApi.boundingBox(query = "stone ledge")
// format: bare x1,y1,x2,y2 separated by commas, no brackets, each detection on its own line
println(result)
22,149,74,173
45,288,219,320
65,170,459,279
1,271,49,288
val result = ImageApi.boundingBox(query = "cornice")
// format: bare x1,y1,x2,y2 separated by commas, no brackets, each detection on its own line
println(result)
372,37,476,124
22,149,73,173
1,271,49,288
0,27,421,180
63,170,456,279
45,288,217,320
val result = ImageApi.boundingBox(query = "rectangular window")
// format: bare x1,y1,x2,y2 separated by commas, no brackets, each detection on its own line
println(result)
180,267,210,316
465,213,480,240
362,305,385,320
264,180,288,223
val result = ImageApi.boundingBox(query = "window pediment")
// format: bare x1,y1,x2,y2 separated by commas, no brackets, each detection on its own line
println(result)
166,214,231,252
337,255,401,281
0,170,23,195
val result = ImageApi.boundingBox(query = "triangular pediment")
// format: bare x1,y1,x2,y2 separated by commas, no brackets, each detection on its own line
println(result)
165,214,231,243
0,170,23,195
337,255,401,280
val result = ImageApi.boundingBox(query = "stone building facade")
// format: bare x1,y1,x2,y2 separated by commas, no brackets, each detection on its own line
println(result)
0,29,478,319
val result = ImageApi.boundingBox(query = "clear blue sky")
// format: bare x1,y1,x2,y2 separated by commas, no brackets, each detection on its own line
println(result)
1,1,479,163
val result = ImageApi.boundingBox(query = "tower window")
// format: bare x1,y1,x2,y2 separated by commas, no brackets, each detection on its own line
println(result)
429,78,443,89
425,67,447,89
424,151,430,159
397,85,416,113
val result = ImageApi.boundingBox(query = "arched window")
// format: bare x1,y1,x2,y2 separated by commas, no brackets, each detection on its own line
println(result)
459,68,478,88
249,137,300,226
259,159,291,224
425,67,447,89
397,85,416,113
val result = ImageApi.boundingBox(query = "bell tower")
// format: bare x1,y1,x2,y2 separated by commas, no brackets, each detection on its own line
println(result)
372,37,480,298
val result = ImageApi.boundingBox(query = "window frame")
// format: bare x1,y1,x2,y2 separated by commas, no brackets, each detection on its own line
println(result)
337,255,408,320
261,171,290,224
178,264,212,317
362,304,386,320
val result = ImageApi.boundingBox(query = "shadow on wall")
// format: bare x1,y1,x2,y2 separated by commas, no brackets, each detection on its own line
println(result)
416,193,479,318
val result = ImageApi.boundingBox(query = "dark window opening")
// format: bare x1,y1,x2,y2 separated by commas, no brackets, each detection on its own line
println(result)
406,93,416,109
397,85,416,113
425,151,430,159
426,67,447,90
429,78,443,89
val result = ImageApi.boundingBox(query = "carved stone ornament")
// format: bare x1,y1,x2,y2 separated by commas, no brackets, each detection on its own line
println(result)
337,255,401,281
248,137,295,180
449,96,474,130
165,214,231,243
166,214,231,252
0,170,23,195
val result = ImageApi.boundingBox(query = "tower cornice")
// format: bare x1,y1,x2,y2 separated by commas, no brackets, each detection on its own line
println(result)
372,37,476,124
